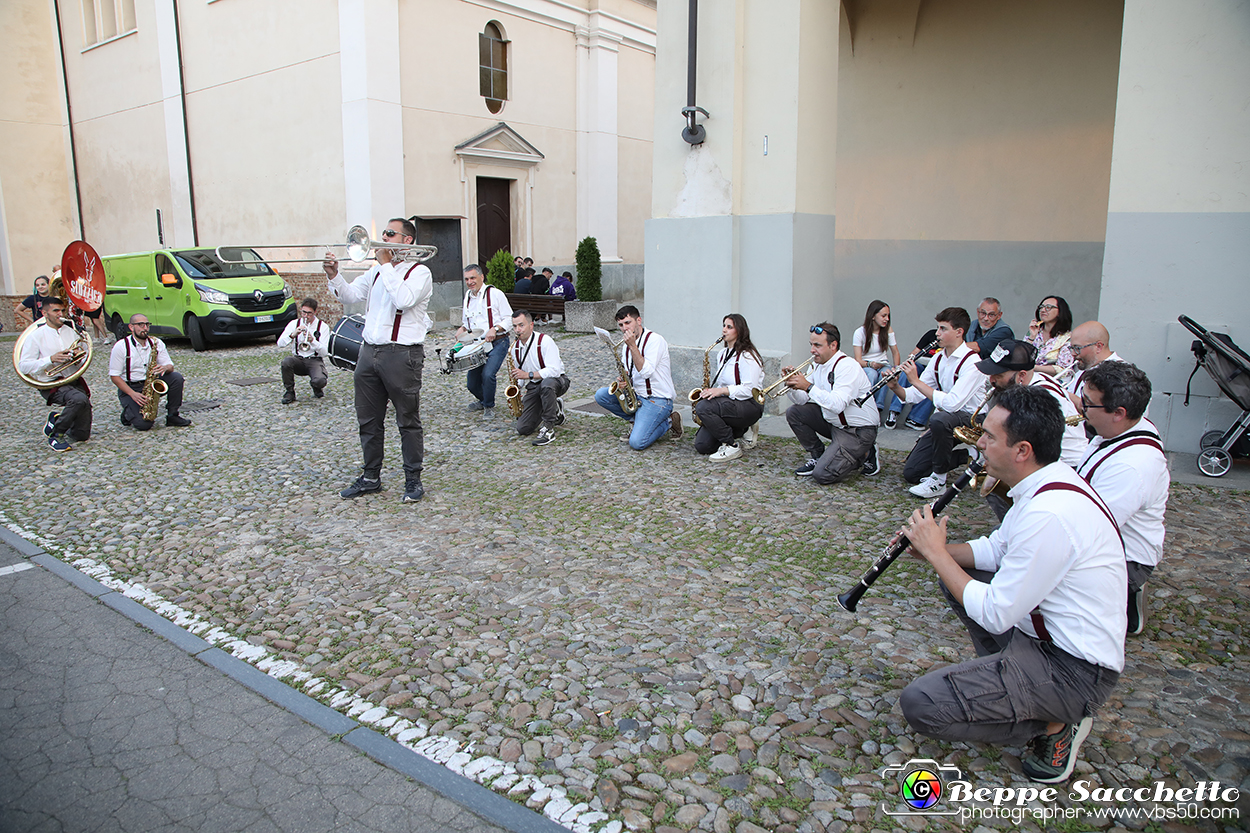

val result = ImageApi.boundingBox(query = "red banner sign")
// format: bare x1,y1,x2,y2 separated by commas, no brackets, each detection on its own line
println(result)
61,240,105,313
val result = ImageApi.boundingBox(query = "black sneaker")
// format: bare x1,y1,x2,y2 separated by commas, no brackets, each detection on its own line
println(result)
1021,717,1093,784
120,411,131,426
905,418,926,430
554,397,566,426
885,412,898,429
795,459,818,477
861,444,881,476
44,411,60,438
401,480,424,503
281,390,296,404
48,433,72,452
1127,586,1146,636
166,413,192,427
532,424,556,447
467,401,485,411
313,387,325,399
340,477,381,499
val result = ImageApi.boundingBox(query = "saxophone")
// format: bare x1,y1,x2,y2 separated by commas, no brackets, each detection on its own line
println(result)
139,340,170,423
504,348,524,419
606,338,641,414
687,336,724,426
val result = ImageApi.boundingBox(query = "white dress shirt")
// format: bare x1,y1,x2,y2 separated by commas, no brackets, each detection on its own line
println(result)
965,462,1128,672
710,347,765,401
328,262,432,346
109,335,173,384
277,318,330,359
17,320,83,383
903,342,987,415
787,351,879,427
1076,419,1169,568
462,285,513,336
1029,372,1089,466
512,332,565,378
624,328,675,400
1065,351,1124,398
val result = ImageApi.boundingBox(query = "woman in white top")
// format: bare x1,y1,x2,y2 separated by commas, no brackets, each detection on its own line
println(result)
1026,295,1075,377
853,300,904,426
692,313,766,462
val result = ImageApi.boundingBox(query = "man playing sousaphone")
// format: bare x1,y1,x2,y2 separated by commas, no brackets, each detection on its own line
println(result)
16,294,93,451
109,314,193,431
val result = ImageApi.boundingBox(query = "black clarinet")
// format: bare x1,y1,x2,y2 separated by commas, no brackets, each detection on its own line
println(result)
852,338,940,407
837,460,984,612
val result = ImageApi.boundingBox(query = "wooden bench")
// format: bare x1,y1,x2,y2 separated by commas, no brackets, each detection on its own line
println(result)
505,293,566,323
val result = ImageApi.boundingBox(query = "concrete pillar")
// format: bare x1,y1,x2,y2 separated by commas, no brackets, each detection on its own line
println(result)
1100,0,1250,451
153,0,195,247
645,0,840,369
576,16,621,262
339,0,405,235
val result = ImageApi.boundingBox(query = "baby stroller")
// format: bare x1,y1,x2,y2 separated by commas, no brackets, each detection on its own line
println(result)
1179,315,1250,477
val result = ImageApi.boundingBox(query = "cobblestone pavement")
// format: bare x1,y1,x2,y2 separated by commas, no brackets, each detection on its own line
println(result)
0,540,509,833
2,326,1247,833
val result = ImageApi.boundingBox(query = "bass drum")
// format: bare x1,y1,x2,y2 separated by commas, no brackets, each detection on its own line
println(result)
328,314,366,371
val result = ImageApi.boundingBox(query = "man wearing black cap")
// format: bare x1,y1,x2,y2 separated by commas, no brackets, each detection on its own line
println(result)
975,340,1088,519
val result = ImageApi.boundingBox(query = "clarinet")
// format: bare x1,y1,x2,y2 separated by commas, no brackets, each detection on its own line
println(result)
837,460,984,612
852,338,940,407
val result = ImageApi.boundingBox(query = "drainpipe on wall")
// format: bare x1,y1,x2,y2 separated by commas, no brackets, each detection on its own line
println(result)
171,0,199,246
51,0,86,239
681,0,708,145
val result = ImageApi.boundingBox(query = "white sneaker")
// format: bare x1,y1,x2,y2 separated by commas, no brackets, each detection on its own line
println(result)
908,474,947,499
710,443,742,462
741,423,760,450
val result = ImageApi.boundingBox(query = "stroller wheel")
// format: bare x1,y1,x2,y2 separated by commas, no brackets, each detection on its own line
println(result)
1200,430,1226,450
1198,447,1232,477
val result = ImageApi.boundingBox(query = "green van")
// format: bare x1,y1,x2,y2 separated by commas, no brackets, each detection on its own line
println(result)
102,247,297,350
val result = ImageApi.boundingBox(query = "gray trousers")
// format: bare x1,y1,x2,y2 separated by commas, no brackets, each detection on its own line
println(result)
900,567,1119,745
786,402,877,484
516,374,569,435
117,371,185,431
44,381,92,441
903,409,974,484
693,396,764,454
1127,561,1153,595
281,355,327,393
355,343,424,481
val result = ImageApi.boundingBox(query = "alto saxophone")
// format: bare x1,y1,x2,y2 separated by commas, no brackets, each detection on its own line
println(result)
139,340,170,423
688,336,724,426
504,349,524,419
607,339,641,415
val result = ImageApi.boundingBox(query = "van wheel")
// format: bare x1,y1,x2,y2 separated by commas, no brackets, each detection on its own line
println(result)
186,316,208,351
109,312,128,340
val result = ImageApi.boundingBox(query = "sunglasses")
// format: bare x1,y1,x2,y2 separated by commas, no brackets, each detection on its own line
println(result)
381,229,400,239
810,326,826,335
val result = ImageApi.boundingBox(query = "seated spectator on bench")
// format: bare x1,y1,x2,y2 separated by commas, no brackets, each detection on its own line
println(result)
531,267,552,295
514,268,533,295
551,271,577,301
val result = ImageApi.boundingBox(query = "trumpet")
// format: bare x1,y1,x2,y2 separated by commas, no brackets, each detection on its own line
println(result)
214,225,437,266
688,336,725,426
852,337,941,407
752,355,817,405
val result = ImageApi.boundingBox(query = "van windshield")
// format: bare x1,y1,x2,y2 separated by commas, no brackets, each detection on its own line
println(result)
173,248,277,279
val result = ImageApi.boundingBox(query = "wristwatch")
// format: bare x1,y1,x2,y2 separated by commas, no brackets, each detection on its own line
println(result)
528,371,534,380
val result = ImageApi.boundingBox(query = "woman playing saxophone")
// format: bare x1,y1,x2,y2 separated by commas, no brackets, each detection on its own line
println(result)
691,314,765,462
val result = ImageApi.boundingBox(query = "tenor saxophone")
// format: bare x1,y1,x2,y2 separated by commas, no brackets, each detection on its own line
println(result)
688,336,724,426
504,349,524,419
139,341,170,423
606,338,641,415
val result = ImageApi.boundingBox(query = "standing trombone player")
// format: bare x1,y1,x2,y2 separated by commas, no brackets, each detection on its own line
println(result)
690,314,764,462
784,323,880,482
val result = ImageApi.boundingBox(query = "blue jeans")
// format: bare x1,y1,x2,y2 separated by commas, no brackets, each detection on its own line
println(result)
594,387,674,450
467,337,509,408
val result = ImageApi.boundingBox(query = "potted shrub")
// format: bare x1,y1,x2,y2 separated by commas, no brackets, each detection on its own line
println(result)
566,236,617,332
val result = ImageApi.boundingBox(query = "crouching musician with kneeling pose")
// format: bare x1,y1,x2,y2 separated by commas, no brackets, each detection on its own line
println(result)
508,309,569,446
691,314,764,462
109,315,192,430
898,385,1126,784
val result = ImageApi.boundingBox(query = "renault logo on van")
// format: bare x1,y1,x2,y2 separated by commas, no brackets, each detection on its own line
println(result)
254,290,265,304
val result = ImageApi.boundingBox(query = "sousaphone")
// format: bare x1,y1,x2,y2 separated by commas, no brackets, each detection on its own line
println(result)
12,240,106,389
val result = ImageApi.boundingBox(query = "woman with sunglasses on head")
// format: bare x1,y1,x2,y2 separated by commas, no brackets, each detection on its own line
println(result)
692,314,765,462
1027,296,1074,377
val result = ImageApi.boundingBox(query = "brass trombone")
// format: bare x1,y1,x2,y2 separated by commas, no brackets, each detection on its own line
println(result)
752,356,818,405
214,225,437,266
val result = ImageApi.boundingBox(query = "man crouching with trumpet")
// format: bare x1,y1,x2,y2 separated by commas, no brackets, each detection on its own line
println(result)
784,323,880,482
690,314,765,462
898,385,1126,784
